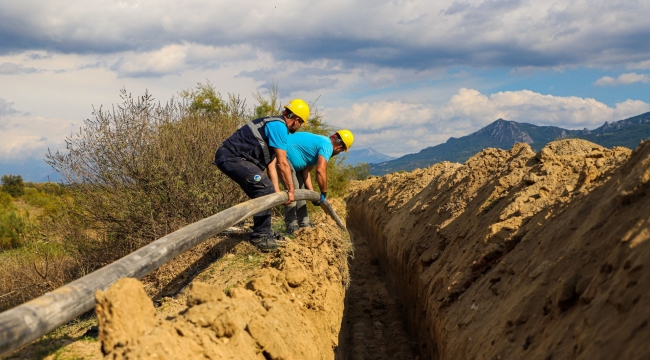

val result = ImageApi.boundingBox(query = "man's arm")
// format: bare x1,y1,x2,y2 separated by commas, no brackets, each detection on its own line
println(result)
300,167,314,191
274,148,295,204
267,158,280,192
315,155,328,193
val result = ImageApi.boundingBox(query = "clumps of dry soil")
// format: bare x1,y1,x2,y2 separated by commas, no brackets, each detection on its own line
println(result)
347,139,650,359
95,218,350,360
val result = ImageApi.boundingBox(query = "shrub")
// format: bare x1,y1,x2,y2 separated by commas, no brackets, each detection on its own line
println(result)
325,158,371,197
45,87,249,249
0,210,38,249
1,174,25,198
0,191,12,208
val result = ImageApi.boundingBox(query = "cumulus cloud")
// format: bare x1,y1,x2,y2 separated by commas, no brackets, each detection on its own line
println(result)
0,62,38,75
0,98,19,117
109,43,257,78
323,88,650,156
595,73,650,86
0,114,77,162
1,0,649,70
629,60,650,70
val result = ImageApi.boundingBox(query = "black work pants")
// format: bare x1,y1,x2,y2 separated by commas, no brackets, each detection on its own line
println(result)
214,147,274,238
278,164,310,228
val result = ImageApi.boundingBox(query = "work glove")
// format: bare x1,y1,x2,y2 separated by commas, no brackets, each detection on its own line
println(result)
311,192,327,206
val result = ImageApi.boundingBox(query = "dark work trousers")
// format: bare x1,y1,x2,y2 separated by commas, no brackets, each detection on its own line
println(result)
214,147,274,238
278,165,310,228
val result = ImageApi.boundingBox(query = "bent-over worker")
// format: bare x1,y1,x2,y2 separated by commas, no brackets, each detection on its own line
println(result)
270,129,354,234
213,99,310,251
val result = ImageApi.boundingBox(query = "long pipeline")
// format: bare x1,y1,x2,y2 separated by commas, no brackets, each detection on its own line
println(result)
0,190,347,356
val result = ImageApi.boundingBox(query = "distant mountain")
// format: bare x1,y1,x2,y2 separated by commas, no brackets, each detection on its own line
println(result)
370,111,650,175
578,112,650,149
0,160,62,183
341,148,395,165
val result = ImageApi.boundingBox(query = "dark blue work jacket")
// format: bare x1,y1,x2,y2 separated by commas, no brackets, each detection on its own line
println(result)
220,116,287,171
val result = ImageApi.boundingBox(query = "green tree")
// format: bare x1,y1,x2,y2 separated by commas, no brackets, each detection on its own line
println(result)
252,83,283,118
179,80,225,117
1,174,25,197
251,84,332,135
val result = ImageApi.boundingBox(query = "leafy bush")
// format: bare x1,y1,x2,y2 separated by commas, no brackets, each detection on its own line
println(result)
1,174,25,198
325,158,370,197
46,87,249,249
0,198,38,249
0,191,12,208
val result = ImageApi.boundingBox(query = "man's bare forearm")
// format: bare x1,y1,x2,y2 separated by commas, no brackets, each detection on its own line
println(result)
301,168,314,191
316,169,327,193
315,155,328,193
274,149,295,204
267,158,280,192
277,161,294,192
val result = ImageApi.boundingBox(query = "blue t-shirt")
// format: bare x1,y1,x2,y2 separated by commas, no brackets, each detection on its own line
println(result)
285,132,333,171
264,121,289,151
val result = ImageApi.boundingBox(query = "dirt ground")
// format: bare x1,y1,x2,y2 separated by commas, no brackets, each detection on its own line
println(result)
339,230,419,360
347,139,650,359
69,202,352,360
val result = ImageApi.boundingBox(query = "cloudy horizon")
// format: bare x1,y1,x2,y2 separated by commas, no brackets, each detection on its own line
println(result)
1,0,649,180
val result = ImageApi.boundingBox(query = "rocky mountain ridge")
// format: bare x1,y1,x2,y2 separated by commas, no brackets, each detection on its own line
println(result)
370,111,650,175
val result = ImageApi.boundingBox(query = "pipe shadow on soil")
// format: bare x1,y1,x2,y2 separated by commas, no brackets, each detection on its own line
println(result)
150,233,247,302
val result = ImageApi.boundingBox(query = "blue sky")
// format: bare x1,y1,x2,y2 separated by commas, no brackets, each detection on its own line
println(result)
1,0,649,180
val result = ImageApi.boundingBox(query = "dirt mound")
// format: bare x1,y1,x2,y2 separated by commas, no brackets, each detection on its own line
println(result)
95,219,350,360
347,139,650,359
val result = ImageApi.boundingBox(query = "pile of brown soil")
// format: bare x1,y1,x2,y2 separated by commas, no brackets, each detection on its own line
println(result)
346,139,650,359
95,218,350,360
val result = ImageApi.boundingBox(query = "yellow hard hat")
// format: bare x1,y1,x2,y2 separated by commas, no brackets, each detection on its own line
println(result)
284,99,310,126
336,129,354,152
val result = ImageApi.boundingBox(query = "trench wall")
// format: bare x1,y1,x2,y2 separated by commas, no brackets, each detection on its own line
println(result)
346,140,650,360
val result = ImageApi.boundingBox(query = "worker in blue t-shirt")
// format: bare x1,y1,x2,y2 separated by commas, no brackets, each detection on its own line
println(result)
213,99,310,252
269,130,354,234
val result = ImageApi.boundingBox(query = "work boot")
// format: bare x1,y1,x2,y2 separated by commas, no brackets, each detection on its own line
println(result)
299,222,314,229
286,223,300,235
249,233,278,252
270,231,288,246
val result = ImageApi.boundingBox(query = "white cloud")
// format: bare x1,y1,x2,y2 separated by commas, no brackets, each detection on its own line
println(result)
595,73,650,86
111,43,257,77
323,88,650,156
0,98,19,117
629,60,650,70
0,114,78,162
1,0,649,69
324,101,435,132
0,62,39,75
1,0,649,166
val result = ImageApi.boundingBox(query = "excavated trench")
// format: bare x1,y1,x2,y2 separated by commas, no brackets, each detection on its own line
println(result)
92,138,650,360
345,139,650,360
336,229,418,360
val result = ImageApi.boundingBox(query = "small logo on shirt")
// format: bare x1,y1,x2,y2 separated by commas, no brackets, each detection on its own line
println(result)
253,175,262,182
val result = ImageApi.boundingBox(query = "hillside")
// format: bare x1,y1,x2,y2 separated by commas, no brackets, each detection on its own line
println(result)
341,147,395,165
370,111,650,175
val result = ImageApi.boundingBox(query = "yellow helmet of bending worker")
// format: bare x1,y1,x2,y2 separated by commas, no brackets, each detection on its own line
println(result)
284,99,310,126
336,129,354,152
